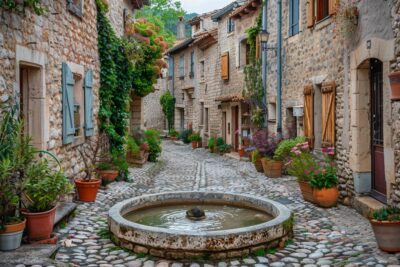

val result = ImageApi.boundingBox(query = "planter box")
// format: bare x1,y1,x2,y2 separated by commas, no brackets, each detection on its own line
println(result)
261,158,283,178
127,150,149,167
298,180,316,203
370,220,400,252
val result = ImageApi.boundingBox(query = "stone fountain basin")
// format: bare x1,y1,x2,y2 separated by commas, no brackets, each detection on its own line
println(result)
108,191,293,259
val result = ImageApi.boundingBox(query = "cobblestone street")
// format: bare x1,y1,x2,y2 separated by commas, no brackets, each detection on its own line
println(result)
55,141,400,267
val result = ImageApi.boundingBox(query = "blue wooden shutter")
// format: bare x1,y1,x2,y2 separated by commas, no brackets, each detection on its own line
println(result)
62,63,75,144
289,0,293,36
290,0,300,36
84,70,94,137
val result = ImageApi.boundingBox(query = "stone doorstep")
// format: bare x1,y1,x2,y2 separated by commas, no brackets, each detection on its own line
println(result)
352,196,386,218
54,202,78,226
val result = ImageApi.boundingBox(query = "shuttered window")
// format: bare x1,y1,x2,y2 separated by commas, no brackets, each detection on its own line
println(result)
307,0,337,28
62,63,75,145
321,81,336,147
303,85,314,148
307,0,315,28
221,53,229,80
190,51,195,78
84,70,94,137
289,0,300,36
168,57,174,79
227,18,235,33
179,54,184,79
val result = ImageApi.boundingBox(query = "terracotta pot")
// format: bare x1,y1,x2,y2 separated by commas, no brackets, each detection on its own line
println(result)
389,71,400,100
0,219,26,251
170,136,178,141
370,220,400,252
191,141,198,149
312,187,339,208
239,148,245,157
253,157,264,173
22,207,56,241
298,180,315,203
261,158,283,178
0,219,26,234
97,170,119,182
75,179,101,202
197,141,202,148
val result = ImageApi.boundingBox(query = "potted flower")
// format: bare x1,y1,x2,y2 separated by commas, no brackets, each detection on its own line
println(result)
22,157,73,241
169,129,179,141
370,207,400,252
389,71,400,100
76,137,102,202
287,142,317,203
208,137,216,153
189,132,202,149
252,150,264,173
274,136,306,173
96,161,119,183
309,148,339,208
260,135,282,178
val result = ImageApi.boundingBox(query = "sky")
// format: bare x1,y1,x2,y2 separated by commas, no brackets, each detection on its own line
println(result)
180,0,233,14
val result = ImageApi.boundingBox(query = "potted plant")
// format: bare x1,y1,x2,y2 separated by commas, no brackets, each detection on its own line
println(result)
208,137,216,153
189,132,202,149
169,128,179,141
180,128,193,144
252,150,264,173
309,148,339,208
370,207,400,252
22,157,73,241
287,142,317,203
144,129,162,162
96,161,119,183
217,143,232,155
127,136,149,167
274,136,306,173
260,135,282,178
389,71,400,100
76,137,102,202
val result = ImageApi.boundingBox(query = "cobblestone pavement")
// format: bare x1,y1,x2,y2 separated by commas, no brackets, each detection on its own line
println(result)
52,141,400,267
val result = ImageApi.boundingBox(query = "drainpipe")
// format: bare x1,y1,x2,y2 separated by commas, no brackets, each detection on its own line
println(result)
276,0,282,135
261,0,268,129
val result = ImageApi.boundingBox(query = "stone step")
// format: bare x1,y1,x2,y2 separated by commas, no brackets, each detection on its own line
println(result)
353,196,386,218
54,202,77,226
0,244,60,266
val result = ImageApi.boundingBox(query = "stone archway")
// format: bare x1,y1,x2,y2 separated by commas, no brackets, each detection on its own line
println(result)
349,38,395,202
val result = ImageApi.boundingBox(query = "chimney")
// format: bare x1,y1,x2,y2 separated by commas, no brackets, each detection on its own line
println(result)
177,16,186,40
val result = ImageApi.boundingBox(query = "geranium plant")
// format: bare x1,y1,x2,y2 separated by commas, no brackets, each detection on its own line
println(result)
286,142,316,181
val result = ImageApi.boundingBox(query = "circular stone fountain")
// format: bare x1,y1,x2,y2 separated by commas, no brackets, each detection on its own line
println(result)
108,191,293,260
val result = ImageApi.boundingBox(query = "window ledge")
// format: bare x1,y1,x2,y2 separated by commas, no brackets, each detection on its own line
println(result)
227,32,234,38
287,33,300,44
315,17,332,31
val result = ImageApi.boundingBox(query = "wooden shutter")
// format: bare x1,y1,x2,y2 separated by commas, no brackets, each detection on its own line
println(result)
321,81,336,147
84,70,94,137
303,85,314,148
329,0,338,16
221,53,229,80
62,63,75,144
307,0,315,28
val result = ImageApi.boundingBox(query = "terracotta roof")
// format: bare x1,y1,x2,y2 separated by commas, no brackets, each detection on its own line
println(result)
192,28,218,50
215,92,244,102
167,38,194,54
230,0,261,19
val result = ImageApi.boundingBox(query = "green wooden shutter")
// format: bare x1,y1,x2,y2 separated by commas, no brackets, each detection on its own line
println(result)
84,70,94,137
62,63,75,144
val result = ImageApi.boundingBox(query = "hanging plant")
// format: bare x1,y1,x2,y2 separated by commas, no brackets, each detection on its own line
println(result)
332,0,359,40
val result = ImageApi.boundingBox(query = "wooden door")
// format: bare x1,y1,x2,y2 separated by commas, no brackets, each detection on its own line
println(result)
232,106,239,151
222,112,227,142
370,58,386,202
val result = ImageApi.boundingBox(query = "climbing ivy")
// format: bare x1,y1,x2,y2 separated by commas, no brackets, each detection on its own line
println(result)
246,11,262,64
0,0,45,15
160,91,175,130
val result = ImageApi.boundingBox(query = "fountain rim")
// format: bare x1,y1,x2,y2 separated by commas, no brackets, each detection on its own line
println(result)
108,191,292,236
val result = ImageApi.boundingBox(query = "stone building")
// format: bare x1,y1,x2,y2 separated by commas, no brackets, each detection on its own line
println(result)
0,0,146,178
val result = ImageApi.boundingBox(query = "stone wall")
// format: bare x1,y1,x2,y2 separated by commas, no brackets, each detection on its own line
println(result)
0,2,101,179
107,0,135,37
143,76,167,130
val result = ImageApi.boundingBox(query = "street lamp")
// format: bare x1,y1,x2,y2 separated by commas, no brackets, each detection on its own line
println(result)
259,30,270,45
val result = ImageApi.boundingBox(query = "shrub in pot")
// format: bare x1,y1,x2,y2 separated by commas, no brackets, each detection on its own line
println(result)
370,207,400,252
274,136,306,173
126,136,149,166
96,161,119,183
180,128,193,144
189,132,202,149
252,150,264,173
168,129,179,140
309,151,339,208
207,137,216,153
23,158,73,241
144,129,162,162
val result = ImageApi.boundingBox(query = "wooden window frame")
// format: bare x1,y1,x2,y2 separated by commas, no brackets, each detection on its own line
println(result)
289,0,300,36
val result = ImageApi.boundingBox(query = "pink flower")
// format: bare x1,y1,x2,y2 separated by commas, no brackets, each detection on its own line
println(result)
330,161,335,166
294,150,301,155
304,169,310,175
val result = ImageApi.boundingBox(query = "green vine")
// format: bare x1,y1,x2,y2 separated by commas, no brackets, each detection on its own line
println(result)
160,91,175,130
0,0,45,15
246,11,262,64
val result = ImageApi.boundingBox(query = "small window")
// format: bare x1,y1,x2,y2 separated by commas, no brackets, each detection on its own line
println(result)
168,57,174,79
205,108,209,132
200,102,204,125
227,18,235,33
268,103,277,122
239,39,249,67
67,0,84,18
190,51,195,78
179,54,184,79
289,0,299,36
316,0,329,22
200,60,205,78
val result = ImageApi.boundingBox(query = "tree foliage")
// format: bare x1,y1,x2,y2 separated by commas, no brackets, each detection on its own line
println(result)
160,91,175,130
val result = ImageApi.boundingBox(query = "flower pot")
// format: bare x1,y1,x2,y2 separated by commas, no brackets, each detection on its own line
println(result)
170,136,178,141
0,219,26,251
197,141,202,148
239,148,245,157
261,159,283,178
253,157,264,173
97,170,119,182
298,180,315,203
75,179,101,202
370,220,400,252
312,187,339,208
22,207,56,241
191,141,198,149
389,71,400,100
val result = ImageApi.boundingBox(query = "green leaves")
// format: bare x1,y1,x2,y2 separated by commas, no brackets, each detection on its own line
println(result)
144,129,162,162
371,207,400,221
160,91,175,130
0,0,45,15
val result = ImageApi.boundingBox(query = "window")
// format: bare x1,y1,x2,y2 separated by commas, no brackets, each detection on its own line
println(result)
289,0,299,36
316,0,330,21
200,60,205,78
67,0,84,18
221,53,229,80
200,102,204,125
73,73,84,138
268,103,277,122
205,108,209,132
179,54,184,79
227,18,235,33
239,39,249,67
168,57,174,79
190,51,195,78
308,0,335,27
